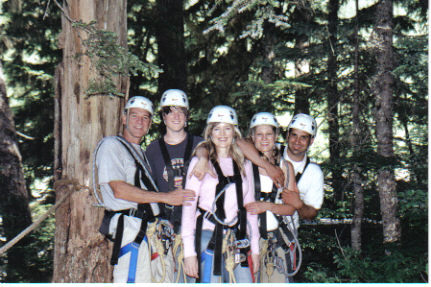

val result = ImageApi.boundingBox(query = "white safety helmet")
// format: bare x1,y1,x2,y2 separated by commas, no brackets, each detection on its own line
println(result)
207,105,238,125
250,112,279,129
125,96,154,115
160,89,189,109
288,113,317,137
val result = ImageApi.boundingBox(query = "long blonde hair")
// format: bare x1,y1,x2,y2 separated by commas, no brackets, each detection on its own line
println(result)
202,122,245,175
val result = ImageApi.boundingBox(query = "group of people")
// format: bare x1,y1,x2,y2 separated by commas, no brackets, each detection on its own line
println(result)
94,89,324,283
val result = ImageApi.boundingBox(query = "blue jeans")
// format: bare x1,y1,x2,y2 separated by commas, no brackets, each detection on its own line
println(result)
199,230,253,283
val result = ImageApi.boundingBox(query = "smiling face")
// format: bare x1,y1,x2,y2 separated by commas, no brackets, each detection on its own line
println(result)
122,108,152,144
210,122,235,153
251,125,276,156
162,106,187,133
286,128,313,161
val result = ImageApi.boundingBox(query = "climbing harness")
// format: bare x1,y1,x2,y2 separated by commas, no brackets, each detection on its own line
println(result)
92,136,168,283
158,133,195,282
157,133,194,232
253,158,304,280
194,159,250,283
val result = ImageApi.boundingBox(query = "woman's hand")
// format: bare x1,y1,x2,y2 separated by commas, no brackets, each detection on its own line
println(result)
245,201,270,215
252,253,260,274
264,162,285,188
184,256,199,278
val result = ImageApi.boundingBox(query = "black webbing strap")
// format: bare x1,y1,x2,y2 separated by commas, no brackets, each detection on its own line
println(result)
195,205,237,280
252,164,261,199
253,163,279,240
212,159,248,268
208,159,228,275
233,160,249,268
158,133,194,190
276,215,295,243
158,134,194,231
195,210,204,283
158,138,175,191
108,139,157,265
110,214,124,265
273,228,294,273
183,134,194,169
231,162,246,241
295,157,310,183
253,163,267,239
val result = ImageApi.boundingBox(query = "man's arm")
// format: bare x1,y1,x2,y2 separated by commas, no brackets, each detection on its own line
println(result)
281,189,318,220
237,138,284,187
109,181,195,206
297,205,318,219
190,142,216,180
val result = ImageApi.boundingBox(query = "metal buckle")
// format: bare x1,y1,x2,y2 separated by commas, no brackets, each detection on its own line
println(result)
234,238,250,249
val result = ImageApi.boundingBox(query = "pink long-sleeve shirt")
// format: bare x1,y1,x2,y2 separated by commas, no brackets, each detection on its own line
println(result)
181,156,259,258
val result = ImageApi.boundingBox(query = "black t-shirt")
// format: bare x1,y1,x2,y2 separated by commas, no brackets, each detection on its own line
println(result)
146,134,203,193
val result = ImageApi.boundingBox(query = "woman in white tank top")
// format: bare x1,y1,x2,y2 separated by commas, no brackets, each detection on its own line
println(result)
244,112,299,283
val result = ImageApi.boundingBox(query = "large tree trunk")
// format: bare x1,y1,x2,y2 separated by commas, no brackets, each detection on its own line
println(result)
53,0,128,282
293,5,312,115
0,63,34,282
155,0,186,93
261,22,277,84
350,0,364,251
327,0,343,202
373,0,401,244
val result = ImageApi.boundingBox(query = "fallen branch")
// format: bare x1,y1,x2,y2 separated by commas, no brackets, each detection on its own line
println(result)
0,184,76,256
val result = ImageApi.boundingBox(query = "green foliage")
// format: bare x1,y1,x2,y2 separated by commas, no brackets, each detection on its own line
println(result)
72,21,162,97
331,246,428,283
297,222,427,283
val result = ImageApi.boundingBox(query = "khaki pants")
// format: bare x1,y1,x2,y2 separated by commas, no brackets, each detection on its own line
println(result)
258,238,293,283
110,215,174,283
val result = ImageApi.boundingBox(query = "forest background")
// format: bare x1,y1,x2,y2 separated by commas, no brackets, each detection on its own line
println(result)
0,0,428,283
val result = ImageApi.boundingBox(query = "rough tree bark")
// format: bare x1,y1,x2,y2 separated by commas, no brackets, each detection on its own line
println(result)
155,0,187,93
350,0,364,251
0,63,34,282
373,0,401,244
52,0,128,282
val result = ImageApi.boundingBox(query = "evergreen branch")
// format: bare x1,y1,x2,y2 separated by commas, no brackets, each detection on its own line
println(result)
43,0,51,20
53,0,76,24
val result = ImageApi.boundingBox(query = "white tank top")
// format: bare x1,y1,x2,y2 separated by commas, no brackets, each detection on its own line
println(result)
259,174,280,231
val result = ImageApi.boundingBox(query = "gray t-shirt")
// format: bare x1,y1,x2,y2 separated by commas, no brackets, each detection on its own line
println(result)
96,136,148,211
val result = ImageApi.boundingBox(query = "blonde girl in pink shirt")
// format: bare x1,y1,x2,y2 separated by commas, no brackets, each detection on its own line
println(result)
181,105,260,283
